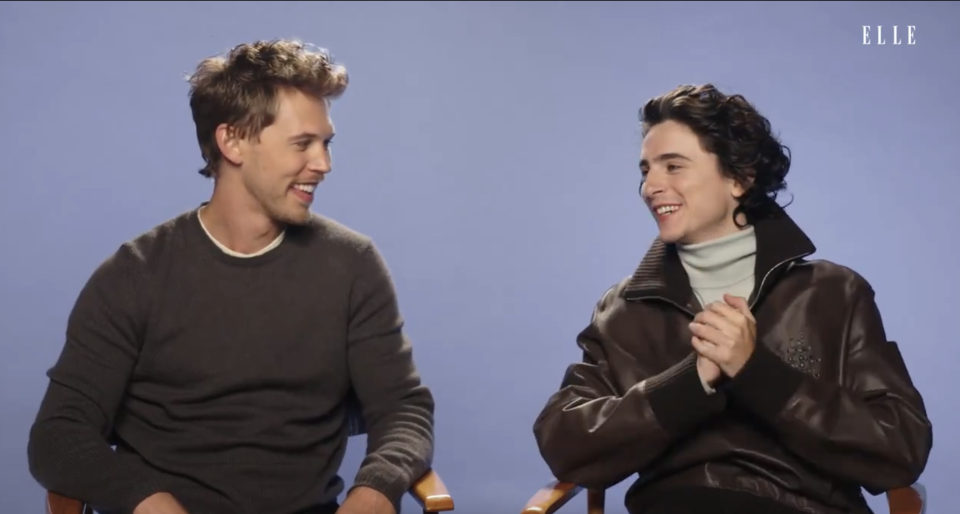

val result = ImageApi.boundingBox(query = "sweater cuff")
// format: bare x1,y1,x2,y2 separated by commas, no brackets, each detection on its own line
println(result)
351,463,408,514
645,353,726,435
115,476,167,514
726,343,805,423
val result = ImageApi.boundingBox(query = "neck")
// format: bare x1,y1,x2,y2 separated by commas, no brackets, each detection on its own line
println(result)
677,226,757,292
200,179,286,255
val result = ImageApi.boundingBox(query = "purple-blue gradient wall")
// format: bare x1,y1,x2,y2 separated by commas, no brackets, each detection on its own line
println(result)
2,2,957,512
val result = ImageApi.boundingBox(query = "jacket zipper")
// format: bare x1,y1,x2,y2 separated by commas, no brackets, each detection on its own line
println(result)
633,252,812,315
650,297,695,318
748,252,813,310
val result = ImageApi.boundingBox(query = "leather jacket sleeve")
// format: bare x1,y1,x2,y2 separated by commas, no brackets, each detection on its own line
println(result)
533,286,726,489
726,278,933,494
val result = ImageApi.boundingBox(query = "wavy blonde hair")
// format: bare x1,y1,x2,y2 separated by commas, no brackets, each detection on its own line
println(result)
187,39,349,178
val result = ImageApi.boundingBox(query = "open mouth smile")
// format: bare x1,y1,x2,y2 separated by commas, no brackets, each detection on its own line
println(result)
653,204,681,220
290,183,317,203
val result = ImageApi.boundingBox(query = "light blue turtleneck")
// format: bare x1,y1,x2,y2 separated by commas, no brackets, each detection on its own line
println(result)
678,226,758,394
677,226,758,309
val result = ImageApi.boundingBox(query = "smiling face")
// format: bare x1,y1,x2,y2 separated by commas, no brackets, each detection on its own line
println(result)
217,87,335,226
639,120,746,245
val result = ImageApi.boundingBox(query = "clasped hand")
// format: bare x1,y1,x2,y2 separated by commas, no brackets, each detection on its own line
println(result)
690,294,757,380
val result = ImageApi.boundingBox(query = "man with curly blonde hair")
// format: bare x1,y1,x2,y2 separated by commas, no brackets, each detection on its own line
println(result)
28,39,435,514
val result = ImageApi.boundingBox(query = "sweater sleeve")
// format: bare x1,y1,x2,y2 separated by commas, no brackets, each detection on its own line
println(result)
28,244,167,514
345,241,435,512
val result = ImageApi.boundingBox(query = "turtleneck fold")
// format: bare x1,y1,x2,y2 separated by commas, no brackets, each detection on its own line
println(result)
678,226,757,308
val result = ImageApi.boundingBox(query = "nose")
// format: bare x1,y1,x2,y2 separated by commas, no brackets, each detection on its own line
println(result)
640,174,665,202
308,147,332,175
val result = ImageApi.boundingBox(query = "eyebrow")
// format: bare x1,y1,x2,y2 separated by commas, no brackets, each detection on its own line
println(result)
288,132,335,142
639,152,692,168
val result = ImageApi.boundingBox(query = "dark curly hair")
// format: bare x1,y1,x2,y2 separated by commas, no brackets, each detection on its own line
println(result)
638,84,791,226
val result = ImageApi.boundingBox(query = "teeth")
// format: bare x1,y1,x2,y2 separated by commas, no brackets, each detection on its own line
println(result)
293,184,316,193
655,205,680,215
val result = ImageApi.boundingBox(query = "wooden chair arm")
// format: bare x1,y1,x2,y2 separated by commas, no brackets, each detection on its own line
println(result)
409,468,455,512
887,484,925,514
46,492,86,514
521,480,583,514
46,470,456,514
520,481,925,514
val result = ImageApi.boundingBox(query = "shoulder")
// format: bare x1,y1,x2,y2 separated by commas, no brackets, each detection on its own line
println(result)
92,211,196,282
794,259,874,290
301,215,403,302
589,277,634,319
301,213,376,255
75,211,195,316
298,214,395,280
792,258,877,299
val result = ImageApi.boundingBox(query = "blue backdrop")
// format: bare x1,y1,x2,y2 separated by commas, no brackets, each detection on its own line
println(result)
2,2,957,513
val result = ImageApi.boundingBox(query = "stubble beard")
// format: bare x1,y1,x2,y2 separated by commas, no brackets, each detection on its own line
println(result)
268,195,312,226
246,180,311,228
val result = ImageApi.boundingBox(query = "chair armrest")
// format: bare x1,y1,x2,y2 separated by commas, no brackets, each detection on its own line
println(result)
46,480,455,514
46,492,86,514
521,480,583,514
409,468,455,512
46,471,456,514
887,483,925,514
519,480,927,514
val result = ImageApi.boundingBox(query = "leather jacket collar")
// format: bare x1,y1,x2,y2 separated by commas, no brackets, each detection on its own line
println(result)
622,206,816,312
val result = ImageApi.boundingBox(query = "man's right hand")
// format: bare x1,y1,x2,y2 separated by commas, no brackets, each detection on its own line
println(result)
695,337,722,390
133,493,190,514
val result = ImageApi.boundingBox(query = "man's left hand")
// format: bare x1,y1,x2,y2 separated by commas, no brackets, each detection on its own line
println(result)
689,294,757,378
336,486,396,514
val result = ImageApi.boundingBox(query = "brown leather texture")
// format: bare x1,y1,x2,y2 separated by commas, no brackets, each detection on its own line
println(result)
533,208,932,514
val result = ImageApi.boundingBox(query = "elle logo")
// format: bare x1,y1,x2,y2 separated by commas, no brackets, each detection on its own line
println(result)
862,25,916,45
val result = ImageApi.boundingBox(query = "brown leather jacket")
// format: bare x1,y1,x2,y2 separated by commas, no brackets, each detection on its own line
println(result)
533,210,933,514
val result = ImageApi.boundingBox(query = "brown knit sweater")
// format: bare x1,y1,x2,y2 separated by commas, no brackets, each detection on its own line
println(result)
27,206,435,514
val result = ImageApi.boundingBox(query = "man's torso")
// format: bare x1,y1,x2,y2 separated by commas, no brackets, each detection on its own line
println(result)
602,258,873,514
110,208,370,514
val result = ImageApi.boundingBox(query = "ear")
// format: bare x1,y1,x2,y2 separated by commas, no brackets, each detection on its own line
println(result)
215,123,244,167
731,171,754,199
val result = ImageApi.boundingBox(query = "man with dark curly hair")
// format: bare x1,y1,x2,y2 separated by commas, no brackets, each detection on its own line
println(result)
27,40,434,514
533,84,932,514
